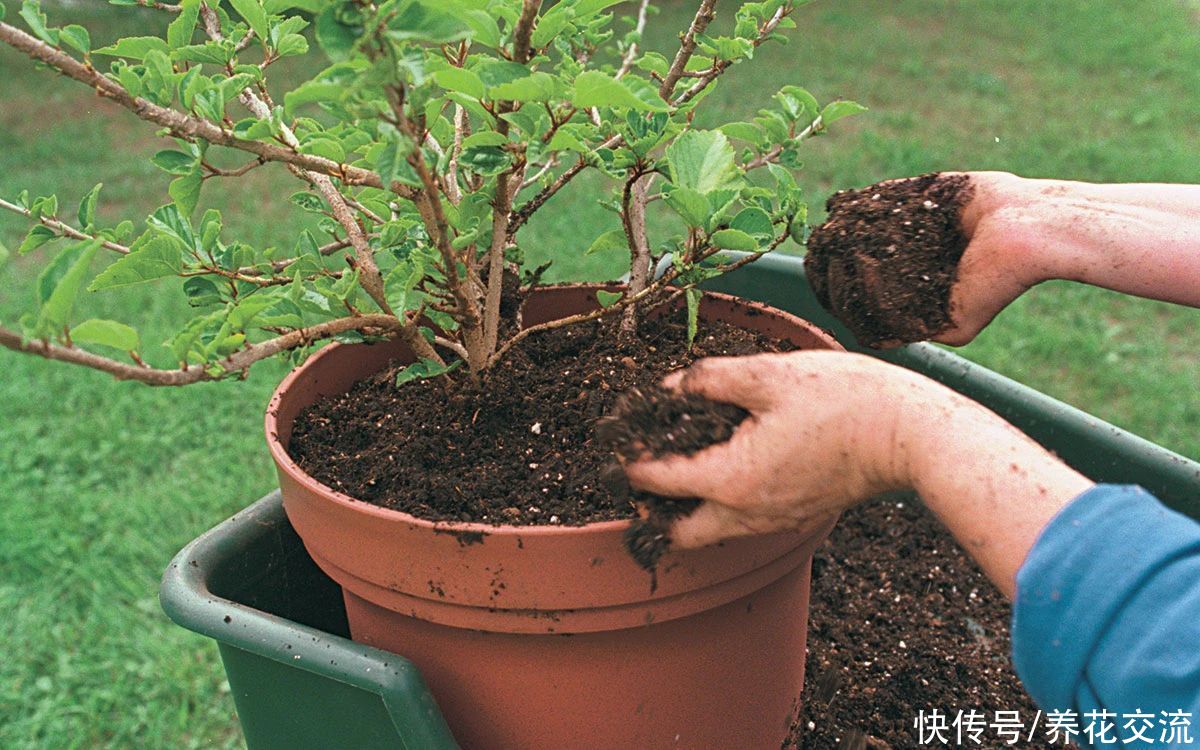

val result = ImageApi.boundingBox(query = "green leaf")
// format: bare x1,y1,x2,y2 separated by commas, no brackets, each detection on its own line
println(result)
93,36,170,60
300,136,345,163
283,80,344,117
167,0,200,49
151,149,197,176
666,130,737,194
88,236,183,290
183,276,224,307
460,131,507,149
169,168,203,217
636,52,669,78
489,71,561,102
275,33,308,57
35,240,100,334
396,357,462,386
820,100,868,125
663,187,710,229
432,67,485,99
718,122,763,144
289,191,326,213
530,5,572,49
315,5,358,61
59,25,91,55
385,0,470,43
572,71,667,112
229,0,270,42
596,289,622,308
374,125,420,187
685,287,701,347
586,229,627,256
729,207,773,238
77,183,102,230
19,1,58,46
71,319,140,351
172,41,233,65
710,228,757,251
18,225,57,255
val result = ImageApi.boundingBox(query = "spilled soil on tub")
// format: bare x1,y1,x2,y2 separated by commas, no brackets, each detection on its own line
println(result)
286,311,787,528
789,495,1066,750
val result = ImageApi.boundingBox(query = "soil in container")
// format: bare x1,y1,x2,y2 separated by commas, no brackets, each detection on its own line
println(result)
287,312,787,529
804,172,975,347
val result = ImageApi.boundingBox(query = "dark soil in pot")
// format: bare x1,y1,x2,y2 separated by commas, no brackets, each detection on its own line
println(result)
790,494,1069,750
286,311,788,527
805,172,974,347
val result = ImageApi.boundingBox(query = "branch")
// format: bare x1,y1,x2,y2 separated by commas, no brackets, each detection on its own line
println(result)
619,170,653,333
0,22,411,196
658,0,718,99
616,0,652,79
673,5,788,107
511,0,543,64
0,315,403,387
198,3,394,318
0,197,130,255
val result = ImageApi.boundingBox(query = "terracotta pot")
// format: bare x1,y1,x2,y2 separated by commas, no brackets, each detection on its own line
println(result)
267,286,843,749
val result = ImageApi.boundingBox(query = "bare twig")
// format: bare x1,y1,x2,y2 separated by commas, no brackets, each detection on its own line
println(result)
616,0,652,79
511,0,543,64
619,170,653,334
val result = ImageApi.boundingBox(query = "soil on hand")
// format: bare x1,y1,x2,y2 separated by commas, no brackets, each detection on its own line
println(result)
805,173,974,347
596,386,746,571
287,309,790,527
790,495,1066,750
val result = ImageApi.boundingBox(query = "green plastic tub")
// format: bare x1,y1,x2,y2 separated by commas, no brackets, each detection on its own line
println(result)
160,254,1199,749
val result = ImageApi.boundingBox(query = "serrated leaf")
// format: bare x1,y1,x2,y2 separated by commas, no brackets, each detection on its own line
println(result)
666,130,737,194
384,0,470,43
460,131,507,149
283,80,344,117
151,150,197,176
183,277,222,307
530,5,572,49
718,122,763,143
820,100,868,125
276,33,308,57
573,71,667,112
19,1,58,46
229,0,270,41
710,228,757,251
94,36,169,60
586,229,627,256
169,168,203,217
77,183,102,230
374,125,421,187
315,5,358,61
663,187,710,229
432,67,485,99
172,41,233,65
729,207,773,238
167,0,199,49
300,136,345,163
489,72,561,102
596,289,622,308
289,191,326,213
18,225,57,255
88,236,183,290
71,319,139,350
35,240,100,334
59,25,90,54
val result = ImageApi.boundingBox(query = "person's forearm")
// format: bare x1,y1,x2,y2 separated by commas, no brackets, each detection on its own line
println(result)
975,174,1200,308
896,383,1094,598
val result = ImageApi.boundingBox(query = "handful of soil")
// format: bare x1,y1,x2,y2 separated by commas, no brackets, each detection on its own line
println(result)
597,384,748,574
804,172,975,347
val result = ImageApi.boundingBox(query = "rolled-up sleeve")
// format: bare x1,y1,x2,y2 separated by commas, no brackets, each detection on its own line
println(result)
1013,484,1200,745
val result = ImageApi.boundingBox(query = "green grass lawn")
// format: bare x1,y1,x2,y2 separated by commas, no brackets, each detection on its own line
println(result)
1,1,1197,747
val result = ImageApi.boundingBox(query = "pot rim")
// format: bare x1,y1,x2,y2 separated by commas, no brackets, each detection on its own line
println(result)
265,285,840,539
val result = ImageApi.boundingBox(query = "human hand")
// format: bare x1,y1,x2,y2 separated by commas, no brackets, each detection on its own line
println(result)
621,351,940,548
805,171,1047,347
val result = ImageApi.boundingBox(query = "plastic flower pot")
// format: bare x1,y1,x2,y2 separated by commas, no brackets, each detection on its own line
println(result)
161,256,1200,750
266,285,843,749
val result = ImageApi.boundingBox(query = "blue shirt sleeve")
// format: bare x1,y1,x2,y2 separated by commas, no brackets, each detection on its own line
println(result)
1012,484,1200,747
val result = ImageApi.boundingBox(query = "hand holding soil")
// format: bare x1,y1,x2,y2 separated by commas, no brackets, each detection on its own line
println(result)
806,171,1200,347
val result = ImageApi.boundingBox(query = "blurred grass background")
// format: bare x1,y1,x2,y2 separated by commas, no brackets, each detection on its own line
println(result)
1,1,1197,747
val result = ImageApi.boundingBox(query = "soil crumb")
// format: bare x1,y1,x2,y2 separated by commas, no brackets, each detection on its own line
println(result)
597,385,745,572
287,310,790,527
805,172,974,347
788,495,1067,749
